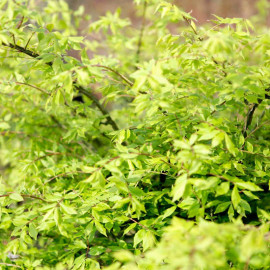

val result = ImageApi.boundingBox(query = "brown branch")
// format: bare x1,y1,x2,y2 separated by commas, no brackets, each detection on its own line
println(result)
0,263,21,269
128,216,149,230
32,151,73,163
92,65,133,87
2,42,40,60
75,85,119,130
244,119,270,140
183,16,202,41
136,0,148,64
0,193,47,202
25,31,35,50
242,103,259,138
2,42,119,131
16,16,24,29
242,87,270,138
14,82,50,95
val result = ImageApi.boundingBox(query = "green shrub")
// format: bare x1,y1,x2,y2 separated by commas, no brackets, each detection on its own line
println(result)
0,0,270,269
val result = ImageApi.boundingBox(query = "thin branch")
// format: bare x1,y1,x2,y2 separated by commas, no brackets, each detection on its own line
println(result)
2,42,41,60
0,263,21,269
32,151,73,163
242,103,259,138
183,16,202,41
15,82,50,95
16,16,25,29
25,31,35,50
136,0,148,64
128,216,149,230
92,65,133,87
75,85,119,130
244,119,270,140
0,193,47,202
2,42,119,130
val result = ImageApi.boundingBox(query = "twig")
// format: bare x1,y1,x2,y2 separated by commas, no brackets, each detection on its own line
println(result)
136,0,148,64
14,82,50,95
244,119,270,140
16,16,24,29
2,42,119,131
92,65,133,87
0,263,21,269
242,103,259,138
0,193,47,202
128,216,149,230
242,88,270,138
24,32,35,50
75,85,119,130
183,16,202,41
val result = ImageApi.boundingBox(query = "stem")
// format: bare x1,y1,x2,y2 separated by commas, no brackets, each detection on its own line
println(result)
2,42,119,131
15,81,50,95
128,216,149,230
0,193,47,202
242,102,260,138
75,85,119,130
244,119,270,140
92,64,133,87
136,0,148,64
0,263,21,269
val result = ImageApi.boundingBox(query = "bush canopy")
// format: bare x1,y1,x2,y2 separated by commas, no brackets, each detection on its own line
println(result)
0,0,270,269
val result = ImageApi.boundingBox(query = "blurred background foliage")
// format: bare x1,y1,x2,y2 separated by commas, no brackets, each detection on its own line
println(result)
67,0,270,25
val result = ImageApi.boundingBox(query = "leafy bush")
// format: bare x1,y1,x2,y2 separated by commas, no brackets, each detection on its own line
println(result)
0,0,270,269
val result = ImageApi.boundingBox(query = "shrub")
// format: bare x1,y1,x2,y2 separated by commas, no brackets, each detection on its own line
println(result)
0,0,269,269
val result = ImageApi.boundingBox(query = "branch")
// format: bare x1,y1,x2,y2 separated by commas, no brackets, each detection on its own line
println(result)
0,263,21,269
183,16,202,41
92,65,133,87
0,193,47,202
244,119,270,140
242,86,270,139
2,42,119,131
75,85,119,130
136,0,148,64
128,216,149,230
15,81,50,95
242,103,259,138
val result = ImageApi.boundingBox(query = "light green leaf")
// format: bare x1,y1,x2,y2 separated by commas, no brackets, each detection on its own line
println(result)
172,174,188,201
94,221,107,236
29,223,38,240
162,206,177,220
9,193,24,202
231,186,241,209
60,203,77,215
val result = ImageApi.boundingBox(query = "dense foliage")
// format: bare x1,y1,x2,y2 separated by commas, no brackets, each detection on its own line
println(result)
0,0,270,269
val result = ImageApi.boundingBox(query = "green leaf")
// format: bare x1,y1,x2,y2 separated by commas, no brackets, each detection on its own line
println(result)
215,182,230,196
235,182,263,191
46,23,54,32
94,221,107,236
9,193,24,202
142,231,156,251
231,186,241,209
162,206,177,220
215,202,231,214
29,223,38,240
212,132,224,147
123,223,137,235
225,134,236,156
134,229,145,247
60,203,77,215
